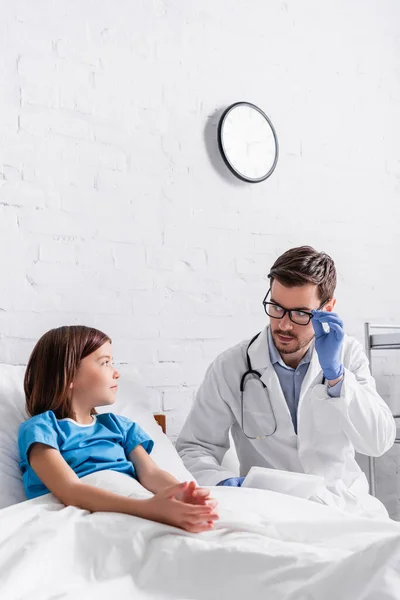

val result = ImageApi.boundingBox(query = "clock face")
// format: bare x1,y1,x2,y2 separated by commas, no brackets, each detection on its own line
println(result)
218,103,278,182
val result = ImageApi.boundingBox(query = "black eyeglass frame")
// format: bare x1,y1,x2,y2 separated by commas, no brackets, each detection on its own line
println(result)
262,289,329,326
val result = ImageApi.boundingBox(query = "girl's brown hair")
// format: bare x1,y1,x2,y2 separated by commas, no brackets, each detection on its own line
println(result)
24,325,111,419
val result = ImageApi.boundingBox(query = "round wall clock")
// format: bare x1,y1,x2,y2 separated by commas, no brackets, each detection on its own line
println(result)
218,102,279,183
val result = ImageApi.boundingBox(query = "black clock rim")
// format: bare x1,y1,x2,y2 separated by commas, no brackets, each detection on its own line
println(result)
217,101,279,183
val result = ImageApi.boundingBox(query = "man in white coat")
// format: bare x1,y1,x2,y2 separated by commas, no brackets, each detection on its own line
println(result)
176,246,396,517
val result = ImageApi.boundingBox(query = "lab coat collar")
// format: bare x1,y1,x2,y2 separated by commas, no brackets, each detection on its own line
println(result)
246,326,272,371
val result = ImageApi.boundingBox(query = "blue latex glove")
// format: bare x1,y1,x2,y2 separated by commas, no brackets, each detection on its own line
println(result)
311,310,344,381
216,477,245,487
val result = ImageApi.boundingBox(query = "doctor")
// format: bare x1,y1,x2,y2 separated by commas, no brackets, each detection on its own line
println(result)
176,246,396,517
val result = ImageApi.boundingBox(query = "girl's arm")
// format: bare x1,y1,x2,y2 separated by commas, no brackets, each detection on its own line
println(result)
29,443,218,532
129,444,180,492
129,445,216,506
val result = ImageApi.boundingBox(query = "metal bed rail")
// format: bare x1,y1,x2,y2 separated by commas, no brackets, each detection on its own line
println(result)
365,323,400,497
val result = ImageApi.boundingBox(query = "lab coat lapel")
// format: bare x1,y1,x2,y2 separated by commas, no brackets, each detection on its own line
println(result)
246,326,270,371
247,327,296,433
248,328,324,434
260,367,295,433
298,347,324,409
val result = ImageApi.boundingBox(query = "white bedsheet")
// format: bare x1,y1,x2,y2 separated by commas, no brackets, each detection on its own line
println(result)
1,471,400,600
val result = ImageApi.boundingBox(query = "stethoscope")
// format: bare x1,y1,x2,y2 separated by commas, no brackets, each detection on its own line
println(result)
240,331,326,440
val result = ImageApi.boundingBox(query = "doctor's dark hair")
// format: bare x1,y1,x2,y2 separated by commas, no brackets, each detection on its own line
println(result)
268,246,336,302
24,325,111,420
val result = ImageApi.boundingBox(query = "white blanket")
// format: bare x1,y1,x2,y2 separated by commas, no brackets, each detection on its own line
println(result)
1,471,400,600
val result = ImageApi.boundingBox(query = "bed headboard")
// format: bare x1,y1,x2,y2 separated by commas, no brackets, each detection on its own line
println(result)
153,413,166,434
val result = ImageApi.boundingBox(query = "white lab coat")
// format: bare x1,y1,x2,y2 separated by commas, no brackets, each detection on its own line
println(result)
176,327,396,518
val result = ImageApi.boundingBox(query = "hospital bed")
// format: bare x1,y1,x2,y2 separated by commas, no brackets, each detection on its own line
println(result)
1,362,400,600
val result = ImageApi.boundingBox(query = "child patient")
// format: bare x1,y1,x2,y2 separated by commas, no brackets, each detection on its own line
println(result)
18,325,218,533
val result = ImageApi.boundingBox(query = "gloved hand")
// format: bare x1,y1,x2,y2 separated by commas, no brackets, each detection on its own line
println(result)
216,477,245,487
311,310,344,381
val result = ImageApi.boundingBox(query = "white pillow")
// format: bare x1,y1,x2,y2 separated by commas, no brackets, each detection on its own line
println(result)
0,364,28,508
0,363,194,510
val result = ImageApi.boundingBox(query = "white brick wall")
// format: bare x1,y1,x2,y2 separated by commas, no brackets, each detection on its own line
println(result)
1,0,400,513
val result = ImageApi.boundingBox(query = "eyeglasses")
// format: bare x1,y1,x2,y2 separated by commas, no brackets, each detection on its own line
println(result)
262,289,329,326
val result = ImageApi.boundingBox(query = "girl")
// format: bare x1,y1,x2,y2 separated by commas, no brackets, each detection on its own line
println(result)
18,326,218,533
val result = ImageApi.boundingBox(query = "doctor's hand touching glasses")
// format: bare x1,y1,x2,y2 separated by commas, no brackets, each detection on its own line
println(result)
311,310,345,385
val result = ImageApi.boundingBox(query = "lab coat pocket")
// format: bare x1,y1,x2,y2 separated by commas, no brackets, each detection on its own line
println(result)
311,385,343,434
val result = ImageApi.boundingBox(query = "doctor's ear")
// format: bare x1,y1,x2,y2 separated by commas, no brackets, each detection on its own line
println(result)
324,298,336,312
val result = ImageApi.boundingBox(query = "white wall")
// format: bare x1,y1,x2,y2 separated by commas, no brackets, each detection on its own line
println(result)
1,1,400,513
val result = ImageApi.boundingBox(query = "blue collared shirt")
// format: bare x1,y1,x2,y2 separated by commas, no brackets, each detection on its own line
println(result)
267,328,343,433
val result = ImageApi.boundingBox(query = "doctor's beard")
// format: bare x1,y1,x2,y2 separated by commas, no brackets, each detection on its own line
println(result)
271,329,315,355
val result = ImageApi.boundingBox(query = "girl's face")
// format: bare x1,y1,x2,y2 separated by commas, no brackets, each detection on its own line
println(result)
70,341,120,410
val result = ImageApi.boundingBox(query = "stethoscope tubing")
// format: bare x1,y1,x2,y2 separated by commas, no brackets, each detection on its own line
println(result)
240,330,325,439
